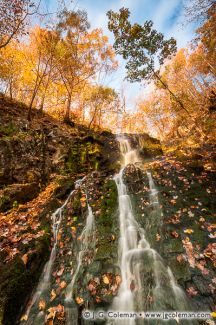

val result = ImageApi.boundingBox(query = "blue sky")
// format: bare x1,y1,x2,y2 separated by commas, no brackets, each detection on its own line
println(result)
42,0,196,110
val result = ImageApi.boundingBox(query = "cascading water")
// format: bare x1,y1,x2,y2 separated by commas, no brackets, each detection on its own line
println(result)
65,202,95,325
20,178,85,325
109,136,196,325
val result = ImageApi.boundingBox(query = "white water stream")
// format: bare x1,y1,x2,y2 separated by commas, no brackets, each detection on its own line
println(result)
65,202,95,325
20,177,87,325
109,137,194,325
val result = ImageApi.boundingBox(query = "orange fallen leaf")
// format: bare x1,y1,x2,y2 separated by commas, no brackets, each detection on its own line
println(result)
60,281,67,289
21,254,28,265
46,320,54,325
39,299,46,311
75,297,84,304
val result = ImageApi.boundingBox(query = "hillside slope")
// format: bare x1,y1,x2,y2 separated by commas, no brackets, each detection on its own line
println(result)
0,95,162,325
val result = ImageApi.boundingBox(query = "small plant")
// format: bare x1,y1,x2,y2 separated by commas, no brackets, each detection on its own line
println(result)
12,201,19,209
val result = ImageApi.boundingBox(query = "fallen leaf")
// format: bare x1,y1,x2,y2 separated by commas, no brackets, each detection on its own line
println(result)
21,254,28,265
20,314,28,321
75,297,84,305
60,281,67,289
176,254,185,263
102,274,111,285
184,229,194,234
115,275,121,285
171,231,179,238
50,289,57,301
56,266,64,277
46,320,54,325
39,299,46,311
186,286,198,297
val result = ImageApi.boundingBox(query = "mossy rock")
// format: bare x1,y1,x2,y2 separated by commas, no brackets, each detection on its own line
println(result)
0,235,50,325
167,256,191,283
163,238,184,255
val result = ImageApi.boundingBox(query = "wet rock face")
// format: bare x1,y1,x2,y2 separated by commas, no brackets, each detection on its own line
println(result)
120,133,163,158
0,183,40,211
12,172,120,325
122,160,216,314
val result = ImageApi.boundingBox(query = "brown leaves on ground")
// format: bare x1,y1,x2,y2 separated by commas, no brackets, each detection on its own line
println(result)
85,274,122,303
0,182,59,263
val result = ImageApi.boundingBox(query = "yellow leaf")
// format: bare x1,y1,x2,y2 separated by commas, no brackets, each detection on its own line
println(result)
47,308,56,320
184,229,194,234
102,274,110,285
50,289,57,302
20,314,28,321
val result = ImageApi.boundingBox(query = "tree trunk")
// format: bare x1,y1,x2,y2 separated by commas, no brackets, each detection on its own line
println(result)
9,81,13,99
39,96,45,113
28,91,37,121
64,94,74,126
64,95,71,121
88,106,98,130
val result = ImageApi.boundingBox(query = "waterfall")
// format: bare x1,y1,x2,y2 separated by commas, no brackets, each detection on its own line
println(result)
65,203,95,325
20,177,85,325
109,136,196,325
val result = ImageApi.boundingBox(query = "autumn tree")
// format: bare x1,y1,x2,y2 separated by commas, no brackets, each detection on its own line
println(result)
138,47,216,143
22,26,60,120
87,86,119,129
184,0,215,23
55,9,117,124
107,8,210,136
194,4,216,76
0,42,23,99
0,0,38,49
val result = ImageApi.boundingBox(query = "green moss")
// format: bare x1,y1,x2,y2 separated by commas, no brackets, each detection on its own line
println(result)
0,195,10,211
0,237,49,325
65,140,103,174
0,122,18,137
95,180,119,261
